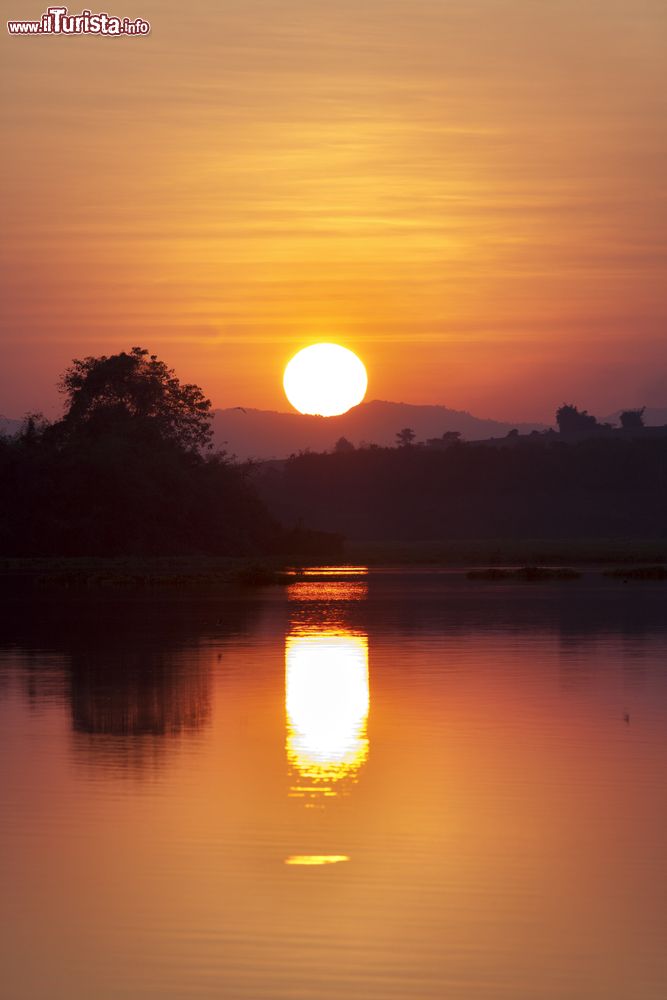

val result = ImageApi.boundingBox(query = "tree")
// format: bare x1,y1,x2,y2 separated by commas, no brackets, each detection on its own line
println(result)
0,348,286,557
334,436,355,453
441,430,462,444
556,404,598,435
620,408,645,430
19,412,50,448
396,427,416,448
59,347,212,452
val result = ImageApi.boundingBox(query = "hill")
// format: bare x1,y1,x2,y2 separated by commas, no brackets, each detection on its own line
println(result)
0,415,22,436
213,400,546,460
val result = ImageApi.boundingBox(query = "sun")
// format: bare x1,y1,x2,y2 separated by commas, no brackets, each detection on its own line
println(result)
283,343,368,417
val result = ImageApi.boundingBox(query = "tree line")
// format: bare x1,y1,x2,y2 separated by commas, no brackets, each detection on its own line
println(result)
2,352,664,555
257,430,667,542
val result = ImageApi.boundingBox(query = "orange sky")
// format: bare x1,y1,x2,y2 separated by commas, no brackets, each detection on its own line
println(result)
1,0,666,421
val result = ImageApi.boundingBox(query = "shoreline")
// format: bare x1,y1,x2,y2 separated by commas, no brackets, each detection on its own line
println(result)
1,539,666,590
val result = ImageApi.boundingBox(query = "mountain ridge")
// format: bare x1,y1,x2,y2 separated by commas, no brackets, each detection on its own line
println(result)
212,399,548,460
3,403,667,462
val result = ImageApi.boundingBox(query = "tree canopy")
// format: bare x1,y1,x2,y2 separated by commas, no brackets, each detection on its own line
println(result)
59,347,213,452
556,404,599,434
396,427,416,447
620,408,645,430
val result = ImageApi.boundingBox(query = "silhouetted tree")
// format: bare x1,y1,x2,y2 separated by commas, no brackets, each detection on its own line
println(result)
334,436,355,453
620,408,645,430
556,404,599,435
396,427,416,447
59,347,212,452
0,348,281,556
19,412,50,448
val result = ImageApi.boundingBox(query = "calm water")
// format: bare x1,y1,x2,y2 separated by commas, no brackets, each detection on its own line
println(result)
1,570,667,1000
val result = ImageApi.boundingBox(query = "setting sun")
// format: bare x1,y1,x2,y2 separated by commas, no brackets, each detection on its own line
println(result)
283,344,368,417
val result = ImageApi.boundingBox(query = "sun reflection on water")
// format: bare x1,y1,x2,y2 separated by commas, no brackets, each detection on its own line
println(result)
286,581,368,604
285,630,369,800
284,854,350,866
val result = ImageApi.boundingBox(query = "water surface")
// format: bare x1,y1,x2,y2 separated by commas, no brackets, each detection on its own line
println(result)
1,571,666,999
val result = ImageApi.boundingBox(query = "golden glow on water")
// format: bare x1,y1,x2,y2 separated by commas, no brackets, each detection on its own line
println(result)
3,581,667,1000
285,631,369,798
287,581,368,604
284,855,350,866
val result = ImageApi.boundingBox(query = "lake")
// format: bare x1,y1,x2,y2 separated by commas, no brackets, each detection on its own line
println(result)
1,569,666,999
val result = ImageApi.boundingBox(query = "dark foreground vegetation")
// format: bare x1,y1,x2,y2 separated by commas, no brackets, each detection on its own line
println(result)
0,348,337,559
0,555,291,589
257,433,667,543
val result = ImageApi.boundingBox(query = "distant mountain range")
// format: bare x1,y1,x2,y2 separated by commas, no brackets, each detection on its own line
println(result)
212,400,548,460
3,404,667,462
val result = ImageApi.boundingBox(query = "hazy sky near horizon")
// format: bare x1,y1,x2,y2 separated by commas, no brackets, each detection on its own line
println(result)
2,0,666,421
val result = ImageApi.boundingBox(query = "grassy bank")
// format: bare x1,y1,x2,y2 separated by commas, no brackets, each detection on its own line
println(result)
1,538,667,590
0,555,290,590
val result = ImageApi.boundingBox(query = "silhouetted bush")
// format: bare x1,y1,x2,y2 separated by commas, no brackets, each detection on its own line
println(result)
619,408,645,430
556,404,599,434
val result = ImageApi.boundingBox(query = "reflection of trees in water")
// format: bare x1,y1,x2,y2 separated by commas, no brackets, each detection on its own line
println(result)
69,646,211,776
70,648,209,736
0,591,261,774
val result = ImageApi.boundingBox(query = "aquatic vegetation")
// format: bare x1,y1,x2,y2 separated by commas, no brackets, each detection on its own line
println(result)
603,565,667,581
